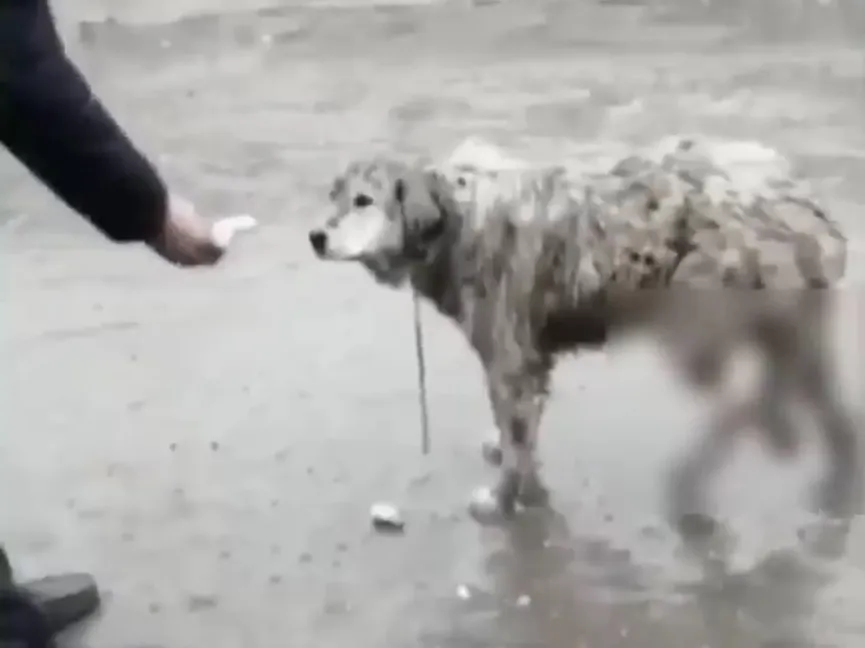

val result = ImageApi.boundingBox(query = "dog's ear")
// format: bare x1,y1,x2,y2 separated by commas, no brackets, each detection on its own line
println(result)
393,168,449,250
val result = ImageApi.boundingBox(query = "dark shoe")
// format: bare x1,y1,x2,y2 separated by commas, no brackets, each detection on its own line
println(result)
0,584,55,648
0,547,100,647
19,573,101,634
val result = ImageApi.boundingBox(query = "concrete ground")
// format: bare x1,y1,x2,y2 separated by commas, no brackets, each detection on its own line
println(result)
2,1,865,646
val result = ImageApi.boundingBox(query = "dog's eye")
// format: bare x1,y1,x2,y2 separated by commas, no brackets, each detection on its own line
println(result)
456,177,467,188
353,194,373,208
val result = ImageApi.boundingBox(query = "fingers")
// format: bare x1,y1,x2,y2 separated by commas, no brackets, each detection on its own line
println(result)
150,204,258,267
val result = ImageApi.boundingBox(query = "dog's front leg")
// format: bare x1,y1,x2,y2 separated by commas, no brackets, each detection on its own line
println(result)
470,365,551,524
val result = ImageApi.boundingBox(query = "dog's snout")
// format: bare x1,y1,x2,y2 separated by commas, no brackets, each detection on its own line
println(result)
309,229,327,255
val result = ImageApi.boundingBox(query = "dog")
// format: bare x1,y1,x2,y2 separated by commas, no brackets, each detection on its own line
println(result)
308,136,860,539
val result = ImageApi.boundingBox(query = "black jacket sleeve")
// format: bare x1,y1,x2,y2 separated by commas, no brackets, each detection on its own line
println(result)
0,0,168,242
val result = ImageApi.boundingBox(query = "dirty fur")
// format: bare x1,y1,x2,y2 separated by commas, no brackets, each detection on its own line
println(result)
309,136,860,539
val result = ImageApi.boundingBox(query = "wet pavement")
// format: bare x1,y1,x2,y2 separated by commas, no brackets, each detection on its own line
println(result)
2,0,865,646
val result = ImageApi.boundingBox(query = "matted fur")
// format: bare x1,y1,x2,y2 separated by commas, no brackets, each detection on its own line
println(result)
309,136,860,537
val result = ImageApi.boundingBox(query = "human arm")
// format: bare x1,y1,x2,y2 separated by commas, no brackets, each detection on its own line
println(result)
0,0,168,243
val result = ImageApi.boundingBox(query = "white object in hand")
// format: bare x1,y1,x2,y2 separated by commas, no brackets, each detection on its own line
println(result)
211,214,258,250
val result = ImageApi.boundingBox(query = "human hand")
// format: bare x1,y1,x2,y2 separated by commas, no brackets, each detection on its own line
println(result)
147,194,257,267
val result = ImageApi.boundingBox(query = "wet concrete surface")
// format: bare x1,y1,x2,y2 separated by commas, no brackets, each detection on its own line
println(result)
2,0,865,646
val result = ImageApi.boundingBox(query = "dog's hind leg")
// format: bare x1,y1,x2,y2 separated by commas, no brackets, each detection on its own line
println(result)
665,385,753,559
796,315,862,522
471,360,552,524
798,357,862,561
748,293,830,459
667,402,744,527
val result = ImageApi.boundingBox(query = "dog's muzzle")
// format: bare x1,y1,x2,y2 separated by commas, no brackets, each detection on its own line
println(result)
308,229,327,256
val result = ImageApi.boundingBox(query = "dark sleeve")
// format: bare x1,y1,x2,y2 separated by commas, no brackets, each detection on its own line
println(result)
0,0,168,243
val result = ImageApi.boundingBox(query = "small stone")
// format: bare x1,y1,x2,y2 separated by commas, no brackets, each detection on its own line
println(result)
516,594,531,607
468,486,501,524
456,584,471,600
370,503,405,532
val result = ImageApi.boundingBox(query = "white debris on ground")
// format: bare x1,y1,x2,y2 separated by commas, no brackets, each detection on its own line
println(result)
470,486,498,510
370,502,405,532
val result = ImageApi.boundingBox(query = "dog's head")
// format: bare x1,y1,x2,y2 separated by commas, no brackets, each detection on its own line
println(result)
308,158,451,286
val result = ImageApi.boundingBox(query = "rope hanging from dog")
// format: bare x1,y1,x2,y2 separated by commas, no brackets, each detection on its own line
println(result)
411,288,431,454
396,178,431,454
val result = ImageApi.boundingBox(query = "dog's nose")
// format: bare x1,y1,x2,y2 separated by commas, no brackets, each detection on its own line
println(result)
309,229,327,255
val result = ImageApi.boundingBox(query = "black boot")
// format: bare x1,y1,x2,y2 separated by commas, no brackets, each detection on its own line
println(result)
0,546,100,647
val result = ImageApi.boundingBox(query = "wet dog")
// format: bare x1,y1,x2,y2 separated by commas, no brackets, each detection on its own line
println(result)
308,137,860,537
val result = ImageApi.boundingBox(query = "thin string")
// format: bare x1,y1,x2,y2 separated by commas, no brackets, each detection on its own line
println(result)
397,187,431,455
411,287,431,454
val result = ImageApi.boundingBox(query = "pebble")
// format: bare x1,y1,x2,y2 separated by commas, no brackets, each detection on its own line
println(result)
456,584,471,600
370,502,405,532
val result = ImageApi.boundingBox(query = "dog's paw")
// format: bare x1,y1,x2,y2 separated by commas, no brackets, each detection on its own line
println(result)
517,474,550,508
480,434,503,467
468,486,515,525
